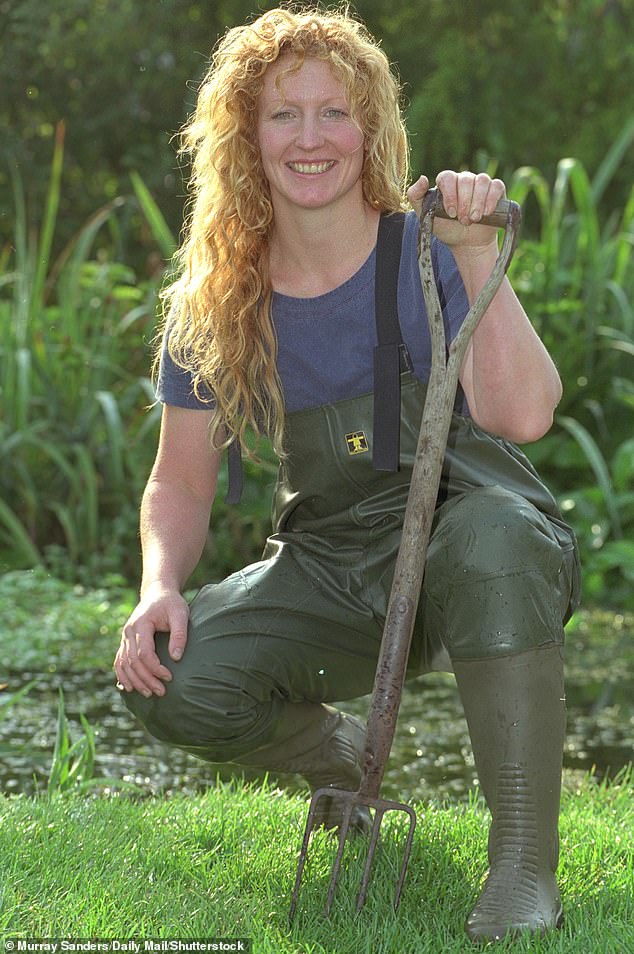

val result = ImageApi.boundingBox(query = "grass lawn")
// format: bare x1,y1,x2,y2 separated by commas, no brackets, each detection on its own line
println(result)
2,571,633,951
1,771,632,953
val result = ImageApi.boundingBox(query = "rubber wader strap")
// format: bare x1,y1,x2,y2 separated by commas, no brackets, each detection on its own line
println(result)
225,211,410,502
373,212,411,472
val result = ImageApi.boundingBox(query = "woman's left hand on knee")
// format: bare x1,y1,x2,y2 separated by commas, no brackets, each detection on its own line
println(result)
114,586,189,697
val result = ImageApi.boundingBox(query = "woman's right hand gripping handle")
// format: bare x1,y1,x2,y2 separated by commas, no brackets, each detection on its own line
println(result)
115,583,190,698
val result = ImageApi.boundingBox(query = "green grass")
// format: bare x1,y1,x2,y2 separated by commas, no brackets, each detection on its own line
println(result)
0,772,632,952
1,573,633,949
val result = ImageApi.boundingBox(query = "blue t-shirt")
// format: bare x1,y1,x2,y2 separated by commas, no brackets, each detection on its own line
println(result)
156,210,469,413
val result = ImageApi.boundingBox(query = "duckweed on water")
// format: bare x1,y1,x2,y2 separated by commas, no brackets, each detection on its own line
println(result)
1,571,632,800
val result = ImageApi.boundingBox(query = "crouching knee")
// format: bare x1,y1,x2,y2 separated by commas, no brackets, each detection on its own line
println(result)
426,486,576,660
120,660,266,763
434,486,561,576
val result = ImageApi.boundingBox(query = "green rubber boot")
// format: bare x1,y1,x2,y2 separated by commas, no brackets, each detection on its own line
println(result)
453,644,566,942
239,702,371,833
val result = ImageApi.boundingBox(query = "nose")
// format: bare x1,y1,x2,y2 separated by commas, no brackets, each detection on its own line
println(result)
295,116,325,150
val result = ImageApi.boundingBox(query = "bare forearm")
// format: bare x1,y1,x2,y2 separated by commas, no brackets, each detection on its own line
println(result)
139,477,213,595
455,243,562,442
115,405,220,694
407,172,561,442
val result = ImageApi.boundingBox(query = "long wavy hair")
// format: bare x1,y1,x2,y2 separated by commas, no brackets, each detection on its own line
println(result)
160,3,409,458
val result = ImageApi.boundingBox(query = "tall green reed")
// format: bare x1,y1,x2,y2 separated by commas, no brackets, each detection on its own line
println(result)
0,123,162,580
507,119,634,607
0,126,272,587
508,120,634,391
47,687,140,795
47,687,96,795
1,122,633,606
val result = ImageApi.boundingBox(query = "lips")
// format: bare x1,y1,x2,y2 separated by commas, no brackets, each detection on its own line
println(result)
287,160,336,174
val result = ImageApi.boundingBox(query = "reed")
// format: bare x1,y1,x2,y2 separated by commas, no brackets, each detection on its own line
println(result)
0,125,161,580
1,125,633,604
46,687,140,795
506,120,634,606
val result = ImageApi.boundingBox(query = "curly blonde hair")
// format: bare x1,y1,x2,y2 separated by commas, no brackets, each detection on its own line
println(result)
161,3,409,457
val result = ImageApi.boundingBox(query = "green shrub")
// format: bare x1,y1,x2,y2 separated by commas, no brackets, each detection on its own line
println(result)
504,129,634,607
0,127,161,582
2,0,633,255
2,125,633,606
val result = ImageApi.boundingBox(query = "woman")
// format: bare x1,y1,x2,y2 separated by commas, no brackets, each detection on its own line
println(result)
114,5,580,942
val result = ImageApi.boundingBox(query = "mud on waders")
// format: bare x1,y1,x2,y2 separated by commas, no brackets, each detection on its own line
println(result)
289,189,523,922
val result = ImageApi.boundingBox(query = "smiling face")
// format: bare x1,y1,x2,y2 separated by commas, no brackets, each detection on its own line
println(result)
256,55,366,217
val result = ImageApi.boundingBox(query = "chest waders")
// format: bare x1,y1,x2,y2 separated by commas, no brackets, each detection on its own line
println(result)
123,213,580,941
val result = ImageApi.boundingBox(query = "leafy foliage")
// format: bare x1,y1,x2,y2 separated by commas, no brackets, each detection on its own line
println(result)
1,0,633,257
0,567,135,670
0,126,276,587
0,0,256,254
503,131,634,607
391,0,634,202
0,126,161,582
1,35,633,604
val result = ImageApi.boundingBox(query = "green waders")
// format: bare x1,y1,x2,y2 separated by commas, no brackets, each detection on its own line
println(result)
125,372,580,939
124,214,580,939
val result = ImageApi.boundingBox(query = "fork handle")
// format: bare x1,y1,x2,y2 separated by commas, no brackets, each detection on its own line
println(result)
422,186,517,230
358,189,522,802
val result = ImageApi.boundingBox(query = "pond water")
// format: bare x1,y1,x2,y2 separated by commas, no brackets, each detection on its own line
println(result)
2,613,632,802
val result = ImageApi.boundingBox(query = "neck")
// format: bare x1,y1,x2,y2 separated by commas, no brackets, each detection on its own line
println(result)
268,200,381,298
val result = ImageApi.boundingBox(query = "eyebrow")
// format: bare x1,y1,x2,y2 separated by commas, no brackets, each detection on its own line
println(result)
265,90,349,106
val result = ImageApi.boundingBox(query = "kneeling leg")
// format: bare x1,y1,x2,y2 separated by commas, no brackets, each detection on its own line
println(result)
424,486,578,940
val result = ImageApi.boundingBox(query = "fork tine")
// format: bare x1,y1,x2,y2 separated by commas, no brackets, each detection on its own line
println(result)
393,805,417,912
291,790,417,922
289,789,328,924
323,798,354,916
356,805,384,912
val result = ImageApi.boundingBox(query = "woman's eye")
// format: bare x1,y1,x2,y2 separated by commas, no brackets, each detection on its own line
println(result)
325,108,348,118
272,110,294,120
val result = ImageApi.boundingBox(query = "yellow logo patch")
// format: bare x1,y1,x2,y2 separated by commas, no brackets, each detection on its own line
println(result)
345,431,369,455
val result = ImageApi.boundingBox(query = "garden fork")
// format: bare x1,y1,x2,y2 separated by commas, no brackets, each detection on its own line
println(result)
289,188,522,923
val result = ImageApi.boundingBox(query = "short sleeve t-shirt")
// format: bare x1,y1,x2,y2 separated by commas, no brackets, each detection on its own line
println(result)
156,210,470,414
